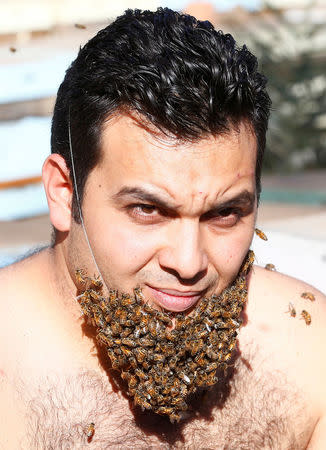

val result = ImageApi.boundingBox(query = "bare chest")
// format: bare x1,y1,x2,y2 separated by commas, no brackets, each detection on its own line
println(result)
21,358,313,450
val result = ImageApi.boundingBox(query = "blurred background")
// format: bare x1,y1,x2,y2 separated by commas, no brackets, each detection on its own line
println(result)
0,0,325,292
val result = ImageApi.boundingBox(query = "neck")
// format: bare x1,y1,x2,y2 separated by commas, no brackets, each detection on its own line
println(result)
45,243,82,320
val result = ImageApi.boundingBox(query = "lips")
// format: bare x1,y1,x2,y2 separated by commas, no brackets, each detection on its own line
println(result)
146,285,204,312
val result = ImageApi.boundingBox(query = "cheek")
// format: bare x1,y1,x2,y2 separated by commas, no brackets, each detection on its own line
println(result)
209,226,254,280
89,214,160,276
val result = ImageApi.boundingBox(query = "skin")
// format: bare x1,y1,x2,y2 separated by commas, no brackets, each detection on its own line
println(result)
0,113,326,447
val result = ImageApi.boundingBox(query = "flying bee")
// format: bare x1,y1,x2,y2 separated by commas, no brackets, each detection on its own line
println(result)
86,422,95,442
265,263,276,271
301,292,315,302
74,23,87,29
301,310,311,325
285,302,296,318
255,228,268,241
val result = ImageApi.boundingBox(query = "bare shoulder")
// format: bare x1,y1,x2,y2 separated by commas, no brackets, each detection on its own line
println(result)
245,265,326,410
248,264,326,323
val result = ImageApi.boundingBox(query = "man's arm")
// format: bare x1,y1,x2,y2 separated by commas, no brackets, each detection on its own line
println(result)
307,416,326,449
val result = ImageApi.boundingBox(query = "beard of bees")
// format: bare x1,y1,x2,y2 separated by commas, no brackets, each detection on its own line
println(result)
76,250,254,424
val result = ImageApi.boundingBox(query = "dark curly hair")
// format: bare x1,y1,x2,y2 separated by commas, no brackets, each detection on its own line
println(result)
51,7,271,222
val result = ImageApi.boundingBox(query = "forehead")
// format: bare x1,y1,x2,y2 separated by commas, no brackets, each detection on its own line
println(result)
96,114,257,197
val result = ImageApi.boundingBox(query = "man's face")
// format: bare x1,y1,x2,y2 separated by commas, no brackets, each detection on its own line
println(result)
68,113,257,311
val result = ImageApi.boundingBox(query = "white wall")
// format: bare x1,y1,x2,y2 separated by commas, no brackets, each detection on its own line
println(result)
0,0,159,34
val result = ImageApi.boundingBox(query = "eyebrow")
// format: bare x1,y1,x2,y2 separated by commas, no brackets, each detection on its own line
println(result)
112,186,178,210
112,186,256,214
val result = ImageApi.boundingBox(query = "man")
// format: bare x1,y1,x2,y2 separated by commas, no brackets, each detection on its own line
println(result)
1,8,325,448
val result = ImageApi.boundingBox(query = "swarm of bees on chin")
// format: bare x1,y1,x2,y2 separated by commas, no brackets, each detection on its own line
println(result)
76,251,254,423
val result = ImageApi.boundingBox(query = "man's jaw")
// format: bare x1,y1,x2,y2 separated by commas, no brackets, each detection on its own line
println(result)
145,285,206,312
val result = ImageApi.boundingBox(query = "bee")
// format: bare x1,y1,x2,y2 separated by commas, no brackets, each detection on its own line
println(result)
74,23,86,29
139,337,155,347
189,339,204,356
93,313,106,328
151,353,165,363
285,302,296,318
206,348,218,360
301,310,311,325
9,46,17,53
205,362,218,373
108,290,119,308
110,322,121,336
301,292,315,302
115,308,127,325
194,353,206,367
86,422,95,442
206,371,218,386
226,318,240,328
75,269,86,285
157,406,174,416
128,375,138,389
88,276,103,291
148,320,160,337
121,294,136,306
255,228,268,241
135,368,149,381
121,338,136,348
265,263,276,271
120,346,132,358
134,287,144,304
134,393,151,410
230,304,242,315
223,352,232,362
96,332,114,347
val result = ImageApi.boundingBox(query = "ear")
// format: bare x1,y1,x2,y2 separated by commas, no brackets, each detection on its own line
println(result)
42,154,73,232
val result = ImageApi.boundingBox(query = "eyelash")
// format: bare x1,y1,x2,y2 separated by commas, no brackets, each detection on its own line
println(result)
126,204,243,227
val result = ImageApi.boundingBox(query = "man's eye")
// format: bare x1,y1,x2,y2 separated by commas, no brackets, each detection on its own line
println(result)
135,204,157,214
211,209,241,227
127,204,160,222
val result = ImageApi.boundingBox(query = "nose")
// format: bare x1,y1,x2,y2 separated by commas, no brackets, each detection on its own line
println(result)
158,219,208,282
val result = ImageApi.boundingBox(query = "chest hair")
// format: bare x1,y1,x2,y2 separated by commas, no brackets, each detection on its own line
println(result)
19,354,314,450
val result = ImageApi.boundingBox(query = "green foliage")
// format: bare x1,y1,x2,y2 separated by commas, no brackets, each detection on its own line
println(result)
239,3,326,171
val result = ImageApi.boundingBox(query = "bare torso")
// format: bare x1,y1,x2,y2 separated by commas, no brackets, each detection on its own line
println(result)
1,249,325,449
